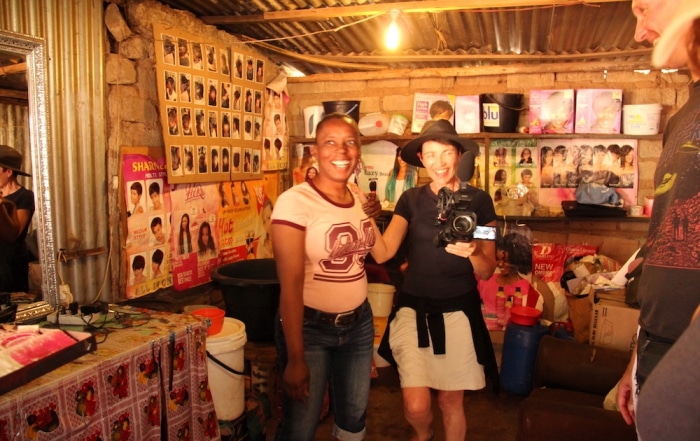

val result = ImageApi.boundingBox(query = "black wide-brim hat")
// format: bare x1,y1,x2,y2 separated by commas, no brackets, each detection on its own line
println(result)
0,145,31,177
401,119,479,168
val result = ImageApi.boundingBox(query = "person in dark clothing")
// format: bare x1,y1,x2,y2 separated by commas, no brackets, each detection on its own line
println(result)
363,120,498,441
0,145,35,292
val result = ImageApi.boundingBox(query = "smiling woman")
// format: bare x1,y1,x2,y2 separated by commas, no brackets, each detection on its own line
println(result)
0,31,58,306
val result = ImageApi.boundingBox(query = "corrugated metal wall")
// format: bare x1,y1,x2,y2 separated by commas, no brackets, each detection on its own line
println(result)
1,0,111,304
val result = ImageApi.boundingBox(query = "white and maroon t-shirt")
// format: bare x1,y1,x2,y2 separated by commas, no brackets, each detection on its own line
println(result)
272,181,375,313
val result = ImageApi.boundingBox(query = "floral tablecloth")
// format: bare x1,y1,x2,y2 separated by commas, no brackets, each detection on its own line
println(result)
0,308,218,441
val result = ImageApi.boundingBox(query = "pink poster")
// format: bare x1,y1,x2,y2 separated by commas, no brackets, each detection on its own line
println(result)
169,182,222,290
123,153,173,298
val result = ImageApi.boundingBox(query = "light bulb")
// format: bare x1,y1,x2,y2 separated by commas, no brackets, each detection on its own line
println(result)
385,9,401,50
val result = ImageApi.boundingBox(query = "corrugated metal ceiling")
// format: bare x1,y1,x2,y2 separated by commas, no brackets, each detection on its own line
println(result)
156,0,649,76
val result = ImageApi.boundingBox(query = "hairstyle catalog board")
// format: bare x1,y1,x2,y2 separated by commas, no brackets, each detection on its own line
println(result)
120,147,280,298
154,23,266,184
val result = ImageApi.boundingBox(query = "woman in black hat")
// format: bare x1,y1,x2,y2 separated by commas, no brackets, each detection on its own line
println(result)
365,120,499,441
0,145,35,292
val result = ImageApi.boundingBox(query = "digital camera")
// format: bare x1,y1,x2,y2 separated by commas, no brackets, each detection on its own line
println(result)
433,152,497,247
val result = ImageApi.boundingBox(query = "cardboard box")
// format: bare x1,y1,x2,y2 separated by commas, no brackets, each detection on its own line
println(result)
454,95,481,133
528,89,575,134
589,301,639,352
411,93,455,133
574,89,622,134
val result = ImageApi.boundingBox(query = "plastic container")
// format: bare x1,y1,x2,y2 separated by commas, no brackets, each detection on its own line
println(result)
367,283,395,317
500,322,549,395
481,93,523,133
623,104,662,135
358,112,390,136
509,306,542,327
183,304,213,314
211,259,279,342
303,105,325,138
206,317,247,421
191,307,226,336
387,114,410,135
323,100,361,123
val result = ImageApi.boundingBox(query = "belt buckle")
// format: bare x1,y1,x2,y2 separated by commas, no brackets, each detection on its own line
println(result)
334,310,355,327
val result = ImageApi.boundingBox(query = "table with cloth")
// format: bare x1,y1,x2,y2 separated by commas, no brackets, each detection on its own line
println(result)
0,307,218,441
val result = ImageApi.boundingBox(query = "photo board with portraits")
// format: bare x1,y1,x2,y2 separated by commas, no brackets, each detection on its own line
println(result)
154,23,266,183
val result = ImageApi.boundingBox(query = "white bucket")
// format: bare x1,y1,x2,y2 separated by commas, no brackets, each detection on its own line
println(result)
387,114,410,135
367,283,395,317
303,105,325,138
206,317,247,421
623,104,662,135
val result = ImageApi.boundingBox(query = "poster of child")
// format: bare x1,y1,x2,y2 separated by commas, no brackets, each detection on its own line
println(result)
477,233,546,330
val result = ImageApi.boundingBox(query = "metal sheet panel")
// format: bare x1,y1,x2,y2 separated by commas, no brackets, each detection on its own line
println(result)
1,0,110,304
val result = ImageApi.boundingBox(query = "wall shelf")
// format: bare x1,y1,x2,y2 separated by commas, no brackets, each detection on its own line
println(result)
290,132,663,144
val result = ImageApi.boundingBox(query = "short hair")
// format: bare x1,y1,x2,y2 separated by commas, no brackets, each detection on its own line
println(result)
132,255,145,270
148,182,160,196
315,113,359,140
152,249,164,265
521,169,533,178
130,181,143,196
429,100,454,118
150,217,162,230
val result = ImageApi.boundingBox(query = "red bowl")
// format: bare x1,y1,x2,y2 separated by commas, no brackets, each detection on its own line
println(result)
191,307,225,336
509,306,542,326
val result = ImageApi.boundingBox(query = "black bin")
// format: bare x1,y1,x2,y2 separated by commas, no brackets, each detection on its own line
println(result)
211,259,279,342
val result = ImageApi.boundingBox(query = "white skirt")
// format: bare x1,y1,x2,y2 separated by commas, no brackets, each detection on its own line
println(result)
389,307,485,391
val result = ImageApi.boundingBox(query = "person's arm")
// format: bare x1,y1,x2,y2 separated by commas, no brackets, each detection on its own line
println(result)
271,222,309,403
369,215,409,264
444,221,498,281
617,347,637,425
0,197,28,242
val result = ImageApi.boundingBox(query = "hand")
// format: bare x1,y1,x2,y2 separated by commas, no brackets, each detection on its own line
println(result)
282,359,310,403
445,240,478,259
616,363,636,425
361,192,382,219
349,184,382,218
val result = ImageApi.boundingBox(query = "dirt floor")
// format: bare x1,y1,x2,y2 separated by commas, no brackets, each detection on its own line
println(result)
314,346,526,441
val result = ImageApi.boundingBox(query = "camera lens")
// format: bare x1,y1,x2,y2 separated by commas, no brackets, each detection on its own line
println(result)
452,215,476,234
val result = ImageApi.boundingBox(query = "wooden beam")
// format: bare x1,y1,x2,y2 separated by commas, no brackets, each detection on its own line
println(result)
287,59,666,83
0,61,27,76
202,0,628,24
0,88,28,100
318,48,652,63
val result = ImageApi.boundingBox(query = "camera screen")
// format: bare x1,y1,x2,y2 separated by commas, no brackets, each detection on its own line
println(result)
473,225,497,241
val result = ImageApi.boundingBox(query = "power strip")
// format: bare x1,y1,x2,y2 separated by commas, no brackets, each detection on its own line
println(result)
46,311,114,326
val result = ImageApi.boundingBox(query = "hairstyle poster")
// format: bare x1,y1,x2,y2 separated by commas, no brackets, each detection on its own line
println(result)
120,150,280,295
154,23,266,184
411,93,456,133
120,148,173,299
356,140,417,212
536,139,638,212
292,143,318,186
488,139,539,217
168,176,279,291
262,72,290,172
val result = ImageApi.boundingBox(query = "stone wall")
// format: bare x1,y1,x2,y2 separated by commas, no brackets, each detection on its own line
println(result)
102,0,278,292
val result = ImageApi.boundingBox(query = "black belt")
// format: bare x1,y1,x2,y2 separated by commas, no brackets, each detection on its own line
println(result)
304,301,365,327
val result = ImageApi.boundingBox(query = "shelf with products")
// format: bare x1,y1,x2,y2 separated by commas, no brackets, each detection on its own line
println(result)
289,132,663,145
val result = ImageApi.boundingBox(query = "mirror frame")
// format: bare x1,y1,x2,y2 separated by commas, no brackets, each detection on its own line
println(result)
0,30,58,307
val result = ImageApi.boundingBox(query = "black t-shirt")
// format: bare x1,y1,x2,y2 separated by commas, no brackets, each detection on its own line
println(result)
394,184,496,300
0,186,35,292
638,80,700,341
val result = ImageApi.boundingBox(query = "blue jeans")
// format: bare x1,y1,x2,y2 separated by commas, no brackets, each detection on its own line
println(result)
274,301,374,441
